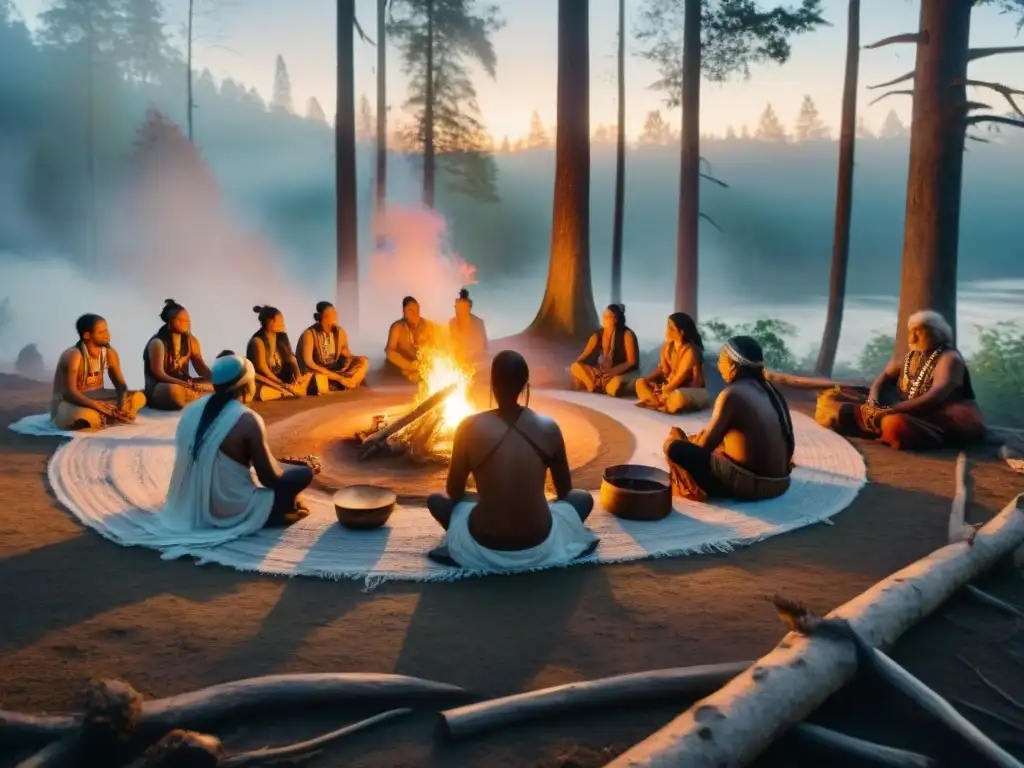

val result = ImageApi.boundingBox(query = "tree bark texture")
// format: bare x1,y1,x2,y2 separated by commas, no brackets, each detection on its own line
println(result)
336,0,360,330
375,0,387,241
894,0,972,354
610,0,626,306
675,0,701,319
423,0,436,209
815,0,860,377
526,0,598,341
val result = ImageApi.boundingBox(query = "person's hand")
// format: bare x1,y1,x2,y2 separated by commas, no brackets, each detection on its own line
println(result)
288,383,305,397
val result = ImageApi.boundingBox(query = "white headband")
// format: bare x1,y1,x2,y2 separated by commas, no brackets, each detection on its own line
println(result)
723,340,764,368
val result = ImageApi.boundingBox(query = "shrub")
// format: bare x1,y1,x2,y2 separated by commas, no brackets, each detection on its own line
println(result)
702,317,798,372
968,322,1024,428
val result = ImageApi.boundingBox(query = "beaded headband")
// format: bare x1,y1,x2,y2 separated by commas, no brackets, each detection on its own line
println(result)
723,340,764,368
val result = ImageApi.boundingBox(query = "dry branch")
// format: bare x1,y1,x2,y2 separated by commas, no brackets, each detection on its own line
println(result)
438,662,752,741
763,371,869,389
14,735,79,768
869,89,914,107
965,115,1024,131
956,656,1024,714
789,722,936,768
2,673,468,747
699,213,723,233
962,80,1024,119
0,712,76,745
964,585,1024,622
954,698,1024,734
602,494,1024,768
864,32,927,49
699,172,728,189
949,452,978,545
868,69,915,91
968,46,1024,63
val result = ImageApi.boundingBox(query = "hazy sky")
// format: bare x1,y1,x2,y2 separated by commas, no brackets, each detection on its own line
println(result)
12,0,1024,138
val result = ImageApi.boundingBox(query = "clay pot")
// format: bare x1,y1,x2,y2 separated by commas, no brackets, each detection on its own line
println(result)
600,464,673,521
334,485,398,530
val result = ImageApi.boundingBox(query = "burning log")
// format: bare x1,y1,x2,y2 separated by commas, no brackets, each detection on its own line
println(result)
602,493,1024,768
357,383,458,460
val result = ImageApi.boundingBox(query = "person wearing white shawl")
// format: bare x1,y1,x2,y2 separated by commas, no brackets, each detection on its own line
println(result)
155,354,314,545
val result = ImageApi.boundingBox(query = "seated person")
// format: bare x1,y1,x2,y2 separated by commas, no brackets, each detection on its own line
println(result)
665,336,794,502
144,299,214,411
636,312,710,413
815,309,986,451
570,304,640,397
448,288,488,366
159,354,313,535
246,305,311,400
296,301,369,394
50,314,146,431
384,295,438,382
426,350,598,570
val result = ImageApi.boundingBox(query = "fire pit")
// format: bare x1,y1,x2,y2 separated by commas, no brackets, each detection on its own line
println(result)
355,346,478,464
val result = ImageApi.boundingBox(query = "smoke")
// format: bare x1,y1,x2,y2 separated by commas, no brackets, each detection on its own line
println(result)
361,207,476,347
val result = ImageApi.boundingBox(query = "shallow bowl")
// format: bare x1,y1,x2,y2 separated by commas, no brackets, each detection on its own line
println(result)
334,484,398,530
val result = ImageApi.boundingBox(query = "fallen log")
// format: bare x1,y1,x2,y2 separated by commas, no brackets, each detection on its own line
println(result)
964,586,1024,622
126,708,412,767
789,722,936,768
358,383,457,460
764,372,868,390
438,662,752,741
0,713,76,746
602,493,1024,768
2,673,468,746
949,452,978,545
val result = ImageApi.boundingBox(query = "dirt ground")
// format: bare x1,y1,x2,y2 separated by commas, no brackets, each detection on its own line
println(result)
1,378,1023,767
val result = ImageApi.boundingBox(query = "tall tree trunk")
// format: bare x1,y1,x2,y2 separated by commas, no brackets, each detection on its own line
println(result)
610,0,626,306
422,0,436,209
375,0,387,243
85,17,97,273
336,0,360,330
675,0,700,318
525,0,598,341
815,0,860,376
187,0,194,142
894,0,972,354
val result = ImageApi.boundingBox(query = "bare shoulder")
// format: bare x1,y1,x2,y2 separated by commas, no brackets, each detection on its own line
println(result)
59,346,81,364
106,347,122,363
521,408,560,436
237,408,266,436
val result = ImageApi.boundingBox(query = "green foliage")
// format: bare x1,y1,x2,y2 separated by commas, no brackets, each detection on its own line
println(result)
857,330,895,376
389,0,504,202
701,317,798,371
968,322,1024,427
635,0,827,107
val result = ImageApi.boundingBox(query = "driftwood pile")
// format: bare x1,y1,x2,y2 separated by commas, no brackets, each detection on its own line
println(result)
4,465,1023,767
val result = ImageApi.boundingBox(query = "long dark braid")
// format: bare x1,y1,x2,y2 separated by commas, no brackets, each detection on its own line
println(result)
191,390,236,462
729,335,795,462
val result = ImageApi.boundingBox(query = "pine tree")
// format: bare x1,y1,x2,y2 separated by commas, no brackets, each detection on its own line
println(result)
855,115,874,139
118,0,176,83
245,86,266,110
358,93,374,140
740,124,750,139
306,96,327,123
793,94,830,140
879,108,907,139
526,110,549,148
270,54,293,113
725,125,737,140
638,109,672,145
389,0,504,203
24,138,68,240
592,124,613,146
755,103,786,141
219,78,247,102
499,135,511,153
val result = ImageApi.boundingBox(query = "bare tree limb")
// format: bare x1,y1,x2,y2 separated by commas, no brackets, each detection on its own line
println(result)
949,453,978,546
699,172,729,188
964,115,1024,130
699,213,723,233
964,101,994,112
966,133,991,144
968,46,1024,63
868,89,914,107
354,16,375,45
964,585,1024,621
864,32,928,49
956,656,1024,714
790,723,937,767
867,70,915,91
953,698,1024,734
961,80,1024,119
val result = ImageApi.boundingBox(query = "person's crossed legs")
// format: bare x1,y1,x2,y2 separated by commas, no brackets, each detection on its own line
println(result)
266,464,314,526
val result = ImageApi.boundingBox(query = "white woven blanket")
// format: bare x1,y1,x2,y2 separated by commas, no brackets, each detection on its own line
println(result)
42,390,866,587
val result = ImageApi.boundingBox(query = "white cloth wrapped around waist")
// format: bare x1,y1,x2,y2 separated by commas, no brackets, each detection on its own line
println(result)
443,499,598,571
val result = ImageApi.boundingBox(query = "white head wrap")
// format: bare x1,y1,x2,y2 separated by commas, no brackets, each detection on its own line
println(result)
722,339,764,368
211,354,255,393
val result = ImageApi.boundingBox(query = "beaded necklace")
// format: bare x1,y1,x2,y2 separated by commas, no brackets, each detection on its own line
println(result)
902,347,944,400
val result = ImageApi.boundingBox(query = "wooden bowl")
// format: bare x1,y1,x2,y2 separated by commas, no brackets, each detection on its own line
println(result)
333,485,398,530
600,464,673,521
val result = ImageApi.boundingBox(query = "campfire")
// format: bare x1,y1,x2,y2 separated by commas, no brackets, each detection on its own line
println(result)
357,346,478,463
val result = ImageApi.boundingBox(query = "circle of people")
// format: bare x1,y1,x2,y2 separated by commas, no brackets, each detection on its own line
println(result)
50,294,984,571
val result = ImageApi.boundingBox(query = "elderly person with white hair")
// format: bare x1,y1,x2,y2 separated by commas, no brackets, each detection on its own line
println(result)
815,310,986,451
156,354,314,543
